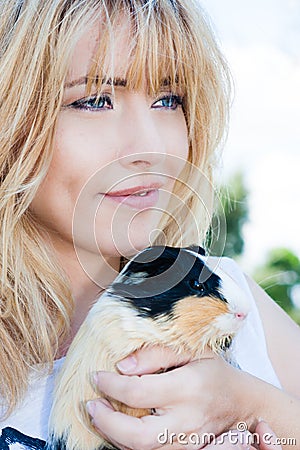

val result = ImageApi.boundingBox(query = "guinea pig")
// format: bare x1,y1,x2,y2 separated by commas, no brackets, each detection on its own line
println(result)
46,245,250,450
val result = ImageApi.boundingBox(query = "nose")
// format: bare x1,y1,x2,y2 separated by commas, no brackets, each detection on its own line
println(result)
118,152,165,171
117,105,167,170
234,312,247,320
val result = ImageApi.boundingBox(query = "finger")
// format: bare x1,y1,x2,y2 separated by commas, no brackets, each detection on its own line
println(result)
87,399,185,450
94,363,202,409
89,399,251,450
255,421,282,449
88,399,136,450
116,345,193,375
88,398,232,450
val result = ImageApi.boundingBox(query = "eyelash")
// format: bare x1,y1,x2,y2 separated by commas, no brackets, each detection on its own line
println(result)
65,94,183,112
151,95,183,110
66,95,113,111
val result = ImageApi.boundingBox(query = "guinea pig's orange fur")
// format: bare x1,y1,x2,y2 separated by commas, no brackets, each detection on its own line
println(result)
49,294,232,450
173,295,230,351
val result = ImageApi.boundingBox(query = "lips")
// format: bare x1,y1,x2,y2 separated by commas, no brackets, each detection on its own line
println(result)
105,183,162,197
102,184,162,210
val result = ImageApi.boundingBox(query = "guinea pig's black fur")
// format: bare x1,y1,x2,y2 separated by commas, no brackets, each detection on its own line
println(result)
110,246,226,318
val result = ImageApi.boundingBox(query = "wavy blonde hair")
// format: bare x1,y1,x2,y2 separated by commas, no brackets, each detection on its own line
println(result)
0,0,231,417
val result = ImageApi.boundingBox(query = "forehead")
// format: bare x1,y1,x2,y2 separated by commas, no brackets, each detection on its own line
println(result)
64,11,185,96
66,18,131,86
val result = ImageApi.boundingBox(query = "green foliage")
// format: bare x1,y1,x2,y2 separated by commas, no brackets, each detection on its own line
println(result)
207,171,248,258
253,248,300,323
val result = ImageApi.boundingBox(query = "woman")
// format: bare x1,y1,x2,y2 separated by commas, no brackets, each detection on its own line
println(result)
0,0,299,449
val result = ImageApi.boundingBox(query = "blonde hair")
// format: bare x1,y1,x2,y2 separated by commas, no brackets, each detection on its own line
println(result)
0,0,231,416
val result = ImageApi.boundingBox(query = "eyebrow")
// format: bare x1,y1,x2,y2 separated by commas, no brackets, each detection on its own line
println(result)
65,76,127,89
64,76,176,90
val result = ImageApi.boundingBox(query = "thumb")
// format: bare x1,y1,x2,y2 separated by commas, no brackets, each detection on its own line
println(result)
116,345,194,375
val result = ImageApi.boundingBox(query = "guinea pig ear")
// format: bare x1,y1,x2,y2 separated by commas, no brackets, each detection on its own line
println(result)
183,245,206,256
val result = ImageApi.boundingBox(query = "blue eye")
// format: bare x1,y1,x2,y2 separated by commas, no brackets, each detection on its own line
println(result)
67,95,113,111
189,280,205,293
152,95,183,110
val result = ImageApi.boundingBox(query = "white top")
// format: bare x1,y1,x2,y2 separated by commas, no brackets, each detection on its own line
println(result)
0,257,282,448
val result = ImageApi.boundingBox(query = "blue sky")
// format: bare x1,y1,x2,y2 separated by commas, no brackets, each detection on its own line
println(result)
200,1,300,273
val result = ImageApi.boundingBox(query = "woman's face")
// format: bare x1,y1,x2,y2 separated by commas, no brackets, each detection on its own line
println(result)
31,20,189,268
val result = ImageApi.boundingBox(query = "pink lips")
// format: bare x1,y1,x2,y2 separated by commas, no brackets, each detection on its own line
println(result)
103,184,161,210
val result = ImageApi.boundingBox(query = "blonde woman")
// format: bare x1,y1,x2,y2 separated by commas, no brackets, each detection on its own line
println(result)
0,1,299,449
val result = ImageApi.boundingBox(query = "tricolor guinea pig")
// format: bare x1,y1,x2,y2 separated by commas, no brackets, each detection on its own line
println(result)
47,246,249,450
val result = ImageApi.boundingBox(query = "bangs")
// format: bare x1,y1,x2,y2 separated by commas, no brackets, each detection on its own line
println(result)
85,1,194,99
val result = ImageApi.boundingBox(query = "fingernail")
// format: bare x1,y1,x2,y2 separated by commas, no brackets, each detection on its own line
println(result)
117,355,137,373
86,401,96,416
93,372,100,385
89,372,99,392
90,373,103,394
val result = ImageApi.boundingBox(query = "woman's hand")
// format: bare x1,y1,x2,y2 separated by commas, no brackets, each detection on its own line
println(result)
87,346,257,450
88,345,300,449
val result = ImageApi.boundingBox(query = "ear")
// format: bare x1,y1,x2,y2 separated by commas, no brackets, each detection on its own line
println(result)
183,245,206,256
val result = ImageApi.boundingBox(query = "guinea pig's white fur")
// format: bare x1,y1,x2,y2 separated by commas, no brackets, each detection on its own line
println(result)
47,249,249,450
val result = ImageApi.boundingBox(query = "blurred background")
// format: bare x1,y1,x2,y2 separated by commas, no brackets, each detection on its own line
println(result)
201,0,300,323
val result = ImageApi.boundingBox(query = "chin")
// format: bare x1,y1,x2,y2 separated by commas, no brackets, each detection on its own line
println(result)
112,238,152,259
91,236,148,260
103,223,163,258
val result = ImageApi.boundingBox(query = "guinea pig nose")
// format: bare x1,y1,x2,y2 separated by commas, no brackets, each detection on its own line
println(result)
235,312,246,320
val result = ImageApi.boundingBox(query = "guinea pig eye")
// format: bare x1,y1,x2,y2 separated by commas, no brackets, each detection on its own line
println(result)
189,280,205,292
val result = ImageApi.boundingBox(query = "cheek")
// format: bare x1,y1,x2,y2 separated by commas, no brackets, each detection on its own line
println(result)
46,114,119,198
30,117,111,232
167,114,189,160
179,117,189,160
160,114,189,188
29,155,83,238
